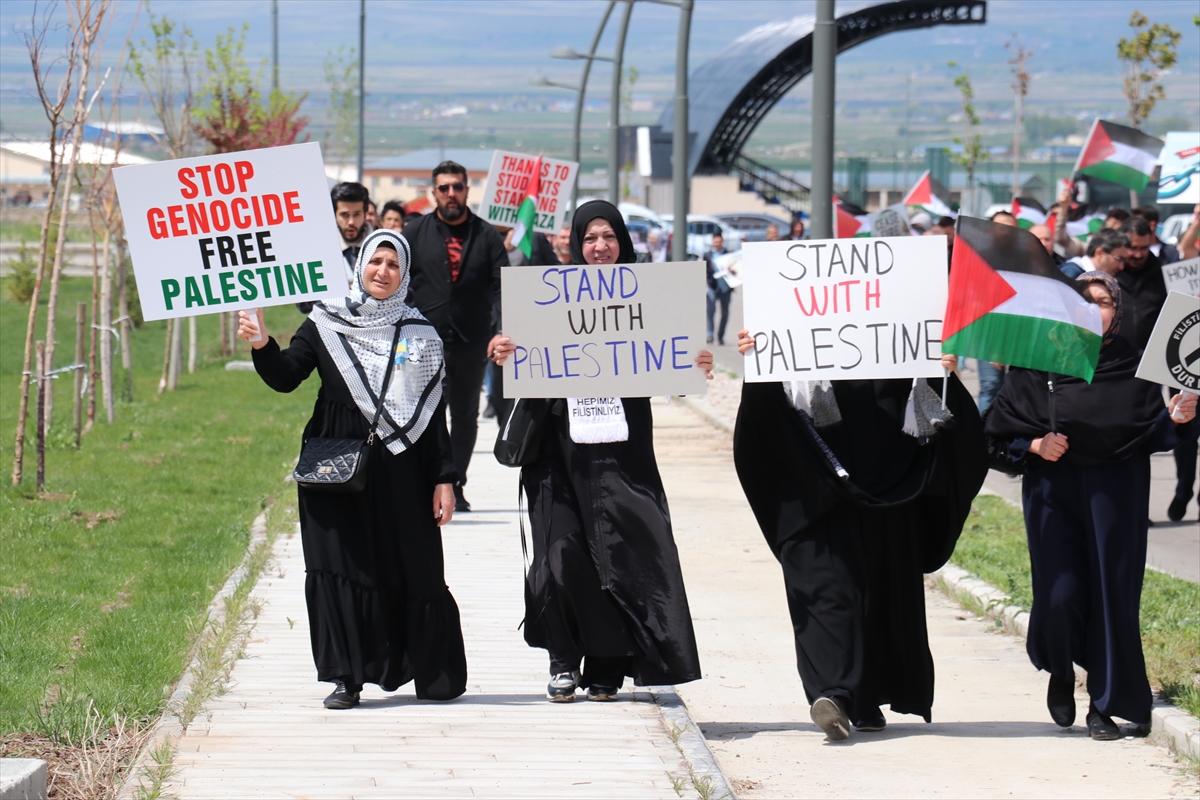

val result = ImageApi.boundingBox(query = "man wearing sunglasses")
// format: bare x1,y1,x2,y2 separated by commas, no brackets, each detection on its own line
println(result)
404,160,508,512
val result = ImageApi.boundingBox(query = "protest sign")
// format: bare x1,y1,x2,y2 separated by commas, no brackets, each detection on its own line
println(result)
741,236,948,381
1157,132,1200,205
501,261,707,398
113,142,347,321
1164,257,1200,297
477,150,578,233
1136,291,1200,392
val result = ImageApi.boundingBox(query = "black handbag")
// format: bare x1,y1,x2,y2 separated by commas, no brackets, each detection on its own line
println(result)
494,398,552,467
293,326,402,492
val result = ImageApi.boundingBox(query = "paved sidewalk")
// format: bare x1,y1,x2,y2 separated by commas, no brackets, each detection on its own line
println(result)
164,437,710,798
652,398,1196,799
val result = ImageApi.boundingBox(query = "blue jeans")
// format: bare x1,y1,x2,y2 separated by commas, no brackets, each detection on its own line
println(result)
707,287,732,342
977,360,1005,414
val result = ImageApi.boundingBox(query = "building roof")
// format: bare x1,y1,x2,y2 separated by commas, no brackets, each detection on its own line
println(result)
364,148,496,173
84,120,166,136
0,141,152,167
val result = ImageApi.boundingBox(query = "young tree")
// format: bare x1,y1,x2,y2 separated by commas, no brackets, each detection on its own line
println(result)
948,61,987,215
12,4,78,485
1005,36,1031,199
129,7,199,391
1117,12,1181,130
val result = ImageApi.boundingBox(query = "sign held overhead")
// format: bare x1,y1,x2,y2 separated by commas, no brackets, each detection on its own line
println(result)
477,150,578,234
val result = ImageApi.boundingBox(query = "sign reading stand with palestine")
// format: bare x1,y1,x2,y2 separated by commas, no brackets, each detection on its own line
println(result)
1136,291,1200,392
477,150,578,234
500,261,707,398
740,236,948,381
113,142,347,321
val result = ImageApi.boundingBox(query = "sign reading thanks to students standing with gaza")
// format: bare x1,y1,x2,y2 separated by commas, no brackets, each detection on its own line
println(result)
477,150,578,233
113,142,347,321
1136,291,1200,391
501,261,707,397
740,236,948,381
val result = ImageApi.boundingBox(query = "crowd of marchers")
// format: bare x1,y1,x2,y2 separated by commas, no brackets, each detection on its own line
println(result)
233,159,1198,746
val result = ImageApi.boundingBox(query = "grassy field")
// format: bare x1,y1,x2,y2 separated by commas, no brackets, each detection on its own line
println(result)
0,276,315,741
957,496,1200,720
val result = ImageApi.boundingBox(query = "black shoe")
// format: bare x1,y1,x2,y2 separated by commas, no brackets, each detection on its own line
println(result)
810,696,850,741
547,671,580,702
1086,703,1119,741
1047,672,1076,728
1129,722,1152,738
587,684,619,702
323,680,360,709
454,484,471,513
482,402,496,420
853,706,886,732
1167,493,1190,522
717,337,725,346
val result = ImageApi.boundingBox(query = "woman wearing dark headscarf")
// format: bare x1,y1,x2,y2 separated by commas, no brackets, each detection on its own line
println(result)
985,271,1196,740
239,228,467,708
732,330,988,739
491,200,709,702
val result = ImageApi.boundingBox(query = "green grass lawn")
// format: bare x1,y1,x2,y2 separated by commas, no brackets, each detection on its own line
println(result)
0,277,315,740
957,496,1200,719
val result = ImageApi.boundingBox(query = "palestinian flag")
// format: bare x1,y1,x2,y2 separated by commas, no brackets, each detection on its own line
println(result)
1012,198,1046,229
1073,119,1164,192
944,216,1103,381
835,201,870,238
511,155,543,258
1066,212,1105,241
902,170,954,218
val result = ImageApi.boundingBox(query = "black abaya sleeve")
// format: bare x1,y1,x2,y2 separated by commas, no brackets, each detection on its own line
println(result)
251,319,319,393
416,400,459,486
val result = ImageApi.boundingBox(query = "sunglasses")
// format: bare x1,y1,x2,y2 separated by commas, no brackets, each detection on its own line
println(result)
436,182,466,194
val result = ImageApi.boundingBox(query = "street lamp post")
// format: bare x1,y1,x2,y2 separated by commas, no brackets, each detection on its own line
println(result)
810,0,836,239
357,0,365,183
609,1,635,205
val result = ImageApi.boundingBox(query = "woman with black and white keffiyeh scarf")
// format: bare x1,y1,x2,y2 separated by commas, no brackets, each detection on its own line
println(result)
241,227,467,709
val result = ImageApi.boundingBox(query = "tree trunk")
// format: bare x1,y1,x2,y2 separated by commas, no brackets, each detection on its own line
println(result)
159,318,173,393
1012,92,1023,199
100,227,114,423
12,188,60,486
220,311,229,356
74,303,86,448
86,210,101,431
168,316,182,391
36,342,46,493
116,238,133,402
188,316,197,373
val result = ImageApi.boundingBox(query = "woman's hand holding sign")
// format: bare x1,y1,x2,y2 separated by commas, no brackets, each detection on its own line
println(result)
237,309,268,349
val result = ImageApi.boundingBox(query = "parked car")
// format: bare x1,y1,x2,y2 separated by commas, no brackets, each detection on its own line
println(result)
713,212,790,243
660,214,743,257
617,202,671,234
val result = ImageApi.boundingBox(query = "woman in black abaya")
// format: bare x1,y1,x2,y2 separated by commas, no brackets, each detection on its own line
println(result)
732,330,988,739
985,271,1197,739
240,228,467,708
491,200,708,702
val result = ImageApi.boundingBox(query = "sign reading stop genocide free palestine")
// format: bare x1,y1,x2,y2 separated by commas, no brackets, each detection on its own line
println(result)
740,236,949,381
477,150,578,234
113,142,347,321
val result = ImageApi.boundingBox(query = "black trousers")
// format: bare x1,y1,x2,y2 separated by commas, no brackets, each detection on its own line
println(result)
1174,432,1198,505
443,337,489,487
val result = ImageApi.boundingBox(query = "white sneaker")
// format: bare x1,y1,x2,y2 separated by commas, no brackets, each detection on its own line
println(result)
547,671,581,702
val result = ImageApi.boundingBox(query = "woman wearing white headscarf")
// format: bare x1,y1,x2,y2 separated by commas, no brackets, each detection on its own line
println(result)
239,228,466,708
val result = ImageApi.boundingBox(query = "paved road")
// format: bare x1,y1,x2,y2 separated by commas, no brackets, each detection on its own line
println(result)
710,292,1200,584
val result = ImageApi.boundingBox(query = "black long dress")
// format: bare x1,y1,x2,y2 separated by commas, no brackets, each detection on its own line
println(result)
520,397,702,687
253,319,467,700
734,376,987,721
985,336,1196,725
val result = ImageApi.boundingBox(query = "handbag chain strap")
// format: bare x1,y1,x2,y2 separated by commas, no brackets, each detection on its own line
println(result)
366,324,405,446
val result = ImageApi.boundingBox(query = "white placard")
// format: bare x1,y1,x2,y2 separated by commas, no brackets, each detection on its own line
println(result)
501,261,707,398
1164,257,1200,297
741,236,948,381
476,150,578,234
113,142,348,321
1135,291,1200,391
1157,132,1200,205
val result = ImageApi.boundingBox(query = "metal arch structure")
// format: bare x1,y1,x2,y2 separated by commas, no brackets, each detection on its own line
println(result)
659,0,987,179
